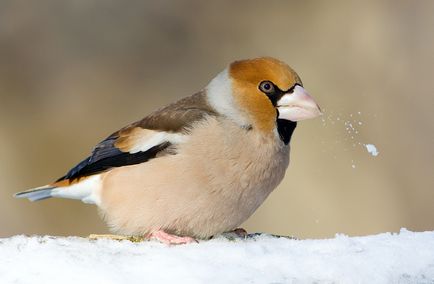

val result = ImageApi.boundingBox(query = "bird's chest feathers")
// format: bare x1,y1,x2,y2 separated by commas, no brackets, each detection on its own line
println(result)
183,118,289,205
232,136,289,199
211,127,290,221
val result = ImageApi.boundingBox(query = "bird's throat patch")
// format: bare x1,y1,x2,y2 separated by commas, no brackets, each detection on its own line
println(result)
276,119,297,145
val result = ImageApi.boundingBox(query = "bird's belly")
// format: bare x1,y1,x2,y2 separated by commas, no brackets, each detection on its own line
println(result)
99,119,290,238
99,145,289,239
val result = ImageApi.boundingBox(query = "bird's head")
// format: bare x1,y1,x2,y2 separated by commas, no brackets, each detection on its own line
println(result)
206,57,322,140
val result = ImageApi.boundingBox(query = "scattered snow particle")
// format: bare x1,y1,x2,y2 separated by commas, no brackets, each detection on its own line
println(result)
365,144,379,156
352,164,356,169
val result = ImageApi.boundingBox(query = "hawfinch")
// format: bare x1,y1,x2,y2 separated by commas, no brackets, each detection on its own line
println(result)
15,57,321,244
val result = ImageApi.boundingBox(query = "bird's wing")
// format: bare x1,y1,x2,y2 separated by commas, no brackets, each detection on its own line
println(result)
56,91,217,183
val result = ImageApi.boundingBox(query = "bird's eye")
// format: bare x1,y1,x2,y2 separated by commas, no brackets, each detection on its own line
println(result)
259,81,275,94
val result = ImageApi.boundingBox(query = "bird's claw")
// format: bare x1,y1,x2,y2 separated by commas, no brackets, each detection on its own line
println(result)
220,228,248,240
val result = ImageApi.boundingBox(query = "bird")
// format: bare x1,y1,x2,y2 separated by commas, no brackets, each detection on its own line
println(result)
15,57,321,244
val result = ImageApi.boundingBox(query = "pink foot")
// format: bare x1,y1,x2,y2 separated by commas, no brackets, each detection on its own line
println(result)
149,230,198,245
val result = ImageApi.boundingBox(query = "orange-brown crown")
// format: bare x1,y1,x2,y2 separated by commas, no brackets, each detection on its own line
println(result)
229,57,302,133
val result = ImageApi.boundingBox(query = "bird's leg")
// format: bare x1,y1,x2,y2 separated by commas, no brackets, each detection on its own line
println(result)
148,230,198,245
88,234,145,242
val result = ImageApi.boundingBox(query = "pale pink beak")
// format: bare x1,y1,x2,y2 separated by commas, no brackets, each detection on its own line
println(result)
277,85,322,121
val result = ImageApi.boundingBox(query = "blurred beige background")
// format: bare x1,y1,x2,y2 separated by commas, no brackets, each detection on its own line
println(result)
0,0,433,239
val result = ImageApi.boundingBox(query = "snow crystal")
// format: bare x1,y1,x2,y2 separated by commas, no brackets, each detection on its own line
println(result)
1,230,434,283
365,144,379,156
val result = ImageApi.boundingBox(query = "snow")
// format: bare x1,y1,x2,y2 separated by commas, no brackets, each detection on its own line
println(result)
1,229,434,283
319,109,381,168
365,143,379,156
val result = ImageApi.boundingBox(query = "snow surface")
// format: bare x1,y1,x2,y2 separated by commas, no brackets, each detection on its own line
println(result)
1,229,434,284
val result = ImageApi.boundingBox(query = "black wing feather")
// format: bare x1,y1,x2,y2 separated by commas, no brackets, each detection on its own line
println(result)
57,142,171,182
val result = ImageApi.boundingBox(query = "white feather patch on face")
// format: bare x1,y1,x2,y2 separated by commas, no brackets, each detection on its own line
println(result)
127,130,187,154
206,68,249,126
51,175,102,205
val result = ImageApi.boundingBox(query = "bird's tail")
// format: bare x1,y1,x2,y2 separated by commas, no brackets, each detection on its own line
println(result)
14,175,102,204
14,185,55,202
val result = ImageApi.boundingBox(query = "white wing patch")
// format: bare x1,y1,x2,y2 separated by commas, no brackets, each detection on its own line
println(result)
127,130,187,154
